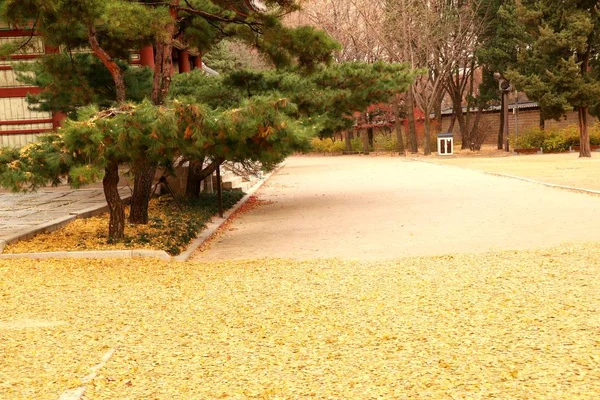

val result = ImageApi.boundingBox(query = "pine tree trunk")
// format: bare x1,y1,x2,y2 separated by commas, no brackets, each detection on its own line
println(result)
393,99,405,154
185,158,223,199
406,88,418,153
87,25,126,103
498,95,504,150
151,0,179,106
578,106,592,158
129,161,157,225
103,162,125,240
185,158,206,199
423,111,431,156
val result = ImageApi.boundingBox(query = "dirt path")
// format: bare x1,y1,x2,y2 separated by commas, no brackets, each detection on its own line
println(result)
194,155,600,261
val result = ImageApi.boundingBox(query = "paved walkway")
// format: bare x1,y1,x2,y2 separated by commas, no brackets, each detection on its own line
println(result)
0,187,130,243
195,155,600,261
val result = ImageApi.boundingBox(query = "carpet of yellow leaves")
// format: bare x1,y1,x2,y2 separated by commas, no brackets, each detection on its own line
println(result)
4,204,164,254
1,244,600,399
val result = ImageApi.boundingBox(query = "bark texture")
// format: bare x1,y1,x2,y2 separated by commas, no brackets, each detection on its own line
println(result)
87,25,126,103
185,158,223,199
578,106,591,157
103,162,125,240
406,88,418,153
129,161,157,224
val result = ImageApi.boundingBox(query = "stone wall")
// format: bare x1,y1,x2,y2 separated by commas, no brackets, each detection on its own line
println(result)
439,108,593,146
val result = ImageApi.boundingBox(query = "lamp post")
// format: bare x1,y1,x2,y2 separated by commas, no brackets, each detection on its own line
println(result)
494,72,511,152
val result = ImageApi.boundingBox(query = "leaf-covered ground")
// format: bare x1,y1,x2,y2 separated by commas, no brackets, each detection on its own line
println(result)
4,190,244,256
1,244,599,399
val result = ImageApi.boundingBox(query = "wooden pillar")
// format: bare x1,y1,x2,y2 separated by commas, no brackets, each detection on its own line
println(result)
178,50,191,73
44,44,59,54
139,45,154,68
193,54,202,70
52,112,67,130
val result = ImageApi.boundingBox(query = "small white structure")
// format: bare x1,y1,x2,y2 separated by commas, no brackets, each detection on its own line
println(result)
437,132,454,155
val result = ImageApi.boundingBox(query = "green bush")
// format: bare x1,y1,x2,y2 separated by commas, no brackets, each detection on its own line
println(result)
513,125,582,152
374,133,397,151
351,137,363,152
590,124,600,145
512,127,547,149
308,137,345,153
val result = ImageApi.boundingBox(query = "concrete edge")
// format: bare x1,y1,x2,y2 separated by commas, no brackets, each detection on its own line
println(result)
0,193,132,254
413,157,600,197
174,160,287,262
0,215,77,248
0,249,172,261
485,172,600,196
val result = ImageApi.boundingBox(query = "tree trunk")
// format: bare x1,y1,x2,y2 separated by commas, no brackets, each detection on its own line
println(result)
434,92,443,129
503,91,509,152
469,109,484,150
448,114,456,132
361,129,369,152
578,106,591,158
393,99,405,154
185,158,223,199
367,127,374,150
151,0,179,106
577,50,591,158
345,131,353,152
498,94,504,150
539,112,545,130
103,162,125,240
87,24,126,103
185,159,204,198
406,87,418,153
129,161,157,224
423,111,431,156
451,97,468,149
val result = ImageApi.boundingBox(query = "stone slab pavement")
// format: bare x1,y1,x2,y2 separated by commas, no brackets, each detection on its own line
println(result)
195,155,600,261
0,187,131,244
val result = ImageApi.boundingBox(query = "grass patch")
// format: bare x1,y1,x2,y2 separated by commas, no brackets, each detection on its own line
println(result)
4,189,245,256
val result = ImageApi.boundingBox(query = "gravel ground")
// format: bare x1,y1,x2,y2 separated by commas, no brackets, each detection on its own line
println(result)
194,155,600,261
1,245,600,399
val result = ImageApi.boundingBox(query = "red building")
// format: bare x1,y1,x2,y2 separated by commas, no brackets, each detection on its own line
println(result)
0,23,207,148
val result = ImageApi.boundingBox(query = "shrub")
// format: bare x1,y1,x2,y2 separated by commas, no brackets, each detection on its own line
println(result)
308,137,345,154
513,127,547,149
512,125,581,152
351,137,363,151
374,133,397,151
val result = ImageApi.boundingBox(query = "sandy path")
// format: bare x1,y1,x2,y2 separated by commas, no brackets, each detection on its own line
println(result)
194,155,600,261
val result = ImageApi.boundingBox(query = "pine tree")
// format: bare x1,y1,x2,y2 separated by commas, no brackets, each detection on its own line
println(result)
0,0,342,238
506,0,600,157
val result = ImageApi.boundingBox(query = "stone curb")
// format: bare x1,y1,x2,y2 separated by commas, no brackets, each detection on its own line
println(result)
0,162,286,262
414,158,600,197
174,161,287,261
0,249,172,261
0,194,132,254
1,215,76,246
